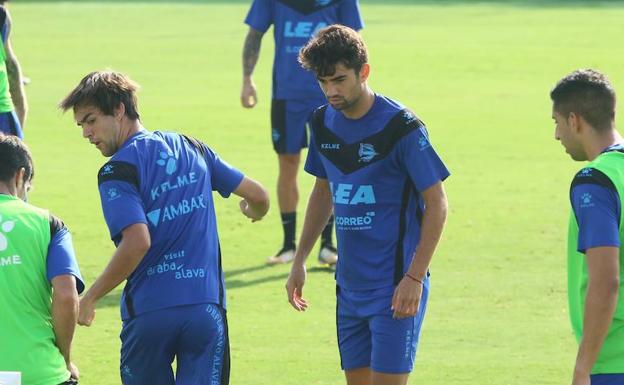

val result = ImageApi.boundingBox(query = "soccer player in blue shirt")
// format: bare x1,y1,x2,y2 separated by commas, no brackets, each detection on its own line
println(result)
241,0,363,265
59,71,270,385
285,25,449,385
551,69,624,385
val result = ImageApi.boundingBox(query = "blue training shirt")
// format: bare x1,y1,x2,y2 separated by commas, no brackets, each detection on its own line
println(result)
97,130,244,320
244,0,364,100
47,216,85,293
305,95,450,291
570,144,624,253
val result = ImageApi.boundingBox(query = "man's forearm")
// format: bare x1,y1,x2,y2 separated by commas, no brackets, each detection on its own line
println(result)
52,283,78,364
407,190,447,279
83,236,147,303
243,29,263,78
6,56,26,126
293,181,333,264
575,279,619,375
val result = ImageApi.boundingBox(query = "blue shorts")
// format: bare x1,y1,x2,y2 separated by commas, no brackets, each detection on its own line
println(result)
591,374,624,385
270,98,325,154
336,278,430,374
120,303,229,385
0,110,22,139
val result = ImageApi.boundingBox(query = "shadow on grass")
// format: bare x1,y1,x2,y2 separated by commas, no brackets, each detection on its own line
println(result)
11,0,624,8
97,264,335,307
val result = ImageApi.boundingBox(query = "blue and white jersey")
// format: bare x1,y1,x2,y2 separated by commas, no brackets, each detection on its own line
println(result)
97,131,244,320
244,0,363,100
305,95,450,291
570,144,624,253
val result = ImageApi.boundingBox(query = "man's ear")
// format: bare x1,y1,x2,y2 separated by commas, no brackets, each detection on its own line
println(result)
114,102,126,121
359,63,370,83
14,167,25,190
568,112,581,135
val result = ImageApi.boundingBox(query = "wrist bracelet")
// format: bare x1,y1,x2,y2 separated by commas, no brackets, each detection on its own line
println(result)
405,272,423,284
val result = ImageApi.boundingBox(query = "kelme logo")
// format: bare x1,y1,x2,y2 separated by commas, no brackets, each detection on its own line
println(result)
0,214,16,252
156,151,178,175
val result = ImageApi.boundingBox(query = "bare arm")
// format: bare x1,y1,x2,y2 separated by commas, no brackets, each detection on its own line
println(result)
393,181,448,318
572,246,620,384
293,178,333,262
241,27,264,108
51,275,79,365
233,176,270,221
406,181,448,280
78,223,151,326
3,11,26,128
286,178,333,310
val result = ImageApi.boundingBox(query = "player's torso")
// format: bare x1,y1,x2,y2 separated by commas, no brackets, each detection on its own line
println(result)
107,131,223,317
568,150,624,373
0,197,68,385
312,99,426,289
271,0,346,98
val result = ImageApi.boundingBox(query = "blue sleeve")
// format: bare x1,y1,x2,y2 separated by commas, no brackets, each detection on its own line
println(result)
205,147,245,198
571,183,621,253
99,180,147,241
304,133,327,178
399,126,450,192
244,0,273,33
47,227,85,294
338,0,364,31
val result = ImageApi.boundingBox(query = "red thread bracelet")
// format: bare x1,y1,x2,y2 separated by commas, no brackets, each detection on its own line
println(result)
405,273,423,284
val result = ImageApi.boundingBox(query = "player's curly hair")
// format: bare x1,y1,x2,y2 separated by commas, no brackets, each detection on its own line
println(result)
0,133,33,184
299,24,368,77
550,69,616,131
59,70,140,120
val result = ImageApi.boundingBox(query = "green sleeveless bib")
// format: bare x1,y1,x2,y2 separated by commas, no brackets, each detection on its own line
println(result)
0,194,69,385
568,151,624,374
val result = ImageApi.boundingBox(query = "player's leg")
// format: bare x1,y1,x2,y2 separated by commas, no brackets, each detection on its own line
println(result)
119,308,177,385
175,303,230,385
345,368,372,385
369,279,430,385
337,286,373,385
0,110,23,139
267,99,307,264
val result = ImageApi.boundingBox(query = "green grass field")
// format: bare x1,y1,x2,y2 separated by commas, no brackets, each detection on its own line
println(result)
11,1,624,384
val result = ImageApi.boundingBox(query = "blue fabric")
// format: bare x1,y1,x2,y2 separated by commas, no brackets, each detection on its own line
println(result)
337,278,429,373
305,94,450,290
46,227,85,294
244,0,363,99
0,110,22,139
571,183,621,253
271,97,326,154
98,130,244,320
591,373,624,385
120,303,228,385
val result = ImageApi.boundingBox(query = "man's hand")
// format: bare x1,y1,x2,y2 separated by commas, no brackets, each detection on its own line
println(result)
241,80,257,108
239,198,263,222
68,362,80,380
286,263,308,311
391,276,423,319
78,296,96,326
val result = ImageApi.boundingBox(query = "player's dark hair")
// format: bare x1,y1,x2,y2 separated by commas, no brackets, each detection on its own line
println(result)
299,24,368,77
0,133,33,184
550,69,616,131
59,70,140,120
